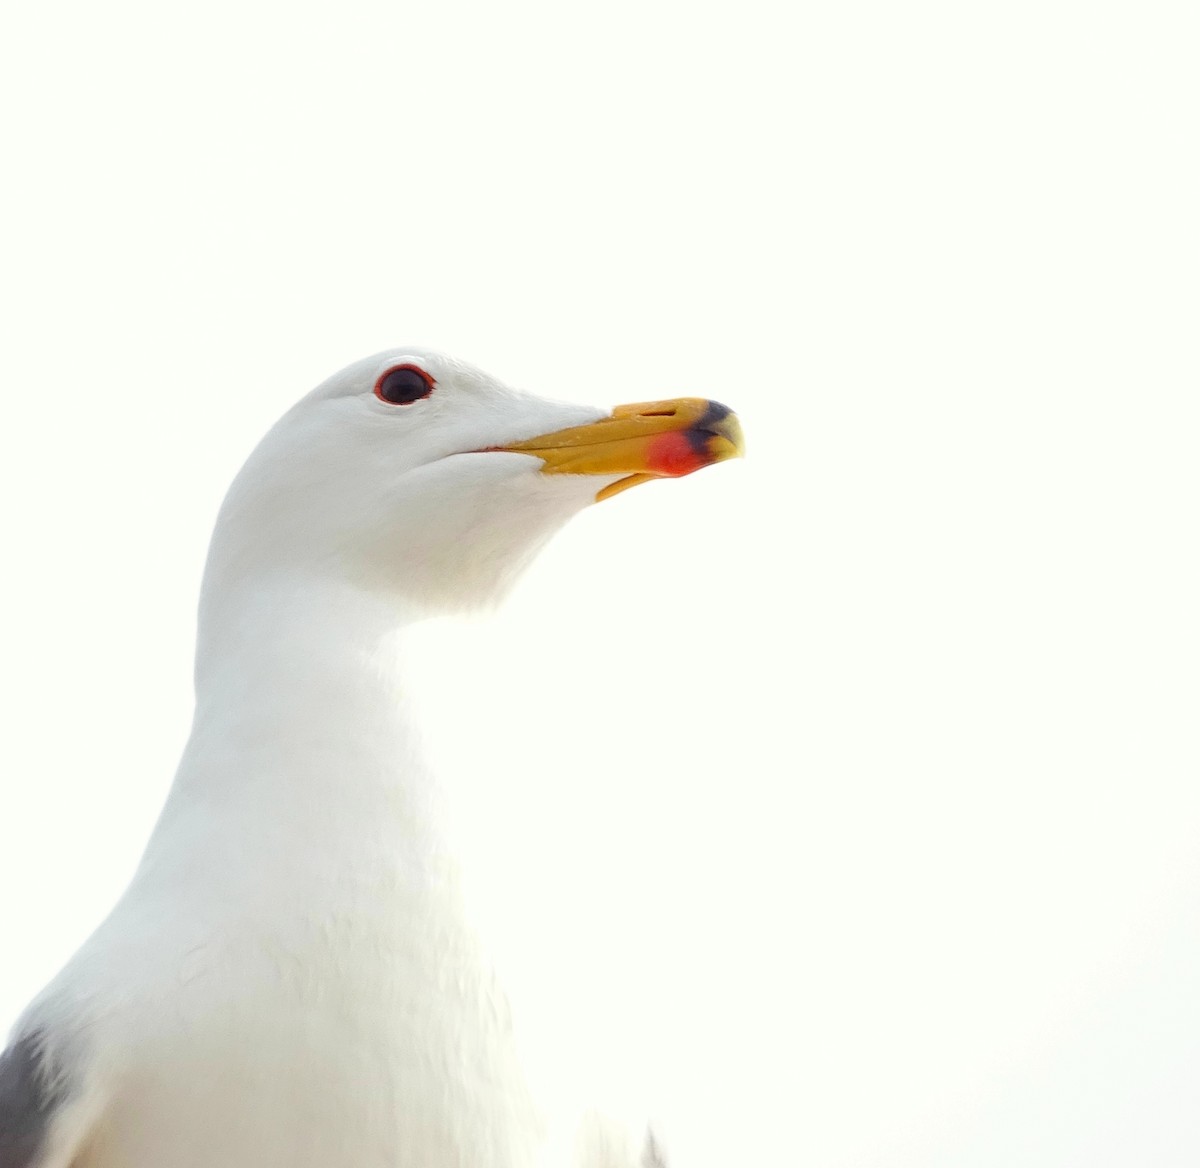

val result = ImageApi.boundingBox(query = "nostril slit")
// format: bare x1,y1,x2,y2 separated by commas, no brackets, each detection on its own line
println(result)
640,408,676,418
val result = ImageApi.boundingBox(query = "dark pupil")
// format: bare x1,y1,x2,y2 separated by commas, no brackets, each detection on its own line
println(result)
379,367,430,404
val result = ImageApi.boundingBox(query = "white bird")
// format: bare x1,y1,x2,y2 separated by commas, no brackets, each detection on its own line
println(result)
0,347,743,1168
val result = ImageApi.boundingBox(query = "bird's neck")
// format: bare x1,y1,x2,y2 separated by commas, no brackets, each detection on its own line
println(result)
140,576,459,899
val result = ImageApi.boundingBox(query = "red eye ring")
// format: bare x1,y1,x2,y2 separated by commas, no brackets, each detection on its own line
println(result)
375,363,436,405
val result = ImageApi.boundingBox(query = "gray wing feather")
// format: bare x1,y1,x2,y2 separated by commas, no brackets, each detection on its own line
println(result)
641,1128,668,1168
0,1033,65,1168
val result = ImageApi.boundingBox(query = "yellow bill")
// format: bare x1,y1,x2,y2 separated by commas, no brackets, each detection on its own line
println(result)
497,397,744,501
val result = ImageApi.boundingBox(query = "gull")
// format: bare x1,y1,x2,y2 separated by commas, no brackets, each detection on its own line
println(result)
0,347,743,1168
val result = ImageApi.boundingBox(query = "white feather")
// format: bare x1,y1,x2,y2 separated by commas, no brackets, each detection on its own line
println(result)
15,349,660,1168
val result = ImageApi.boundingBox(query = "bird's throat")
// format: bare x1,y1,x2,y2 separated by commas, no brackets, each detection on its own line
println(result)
143,580,463,904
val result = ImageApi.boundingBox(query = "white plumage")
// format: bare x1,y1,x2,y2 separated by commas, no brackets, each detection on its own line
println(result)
0,348,741,1168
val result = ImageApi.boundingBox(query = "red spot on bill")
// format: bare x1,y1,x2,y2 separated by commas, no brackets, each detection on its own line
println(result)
645,431,709,478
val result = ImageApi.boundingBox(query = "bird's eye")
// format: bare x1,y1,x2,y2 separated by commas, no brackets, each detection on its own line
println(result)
375,364,435,405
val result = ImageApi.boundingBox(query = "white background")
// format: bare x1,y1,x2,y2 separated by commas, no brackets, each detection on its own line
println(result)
1,1,1197,1165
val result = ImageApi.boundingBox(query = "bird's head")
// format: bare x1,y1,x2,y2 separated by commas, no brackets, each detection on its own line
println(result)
203,347,743,616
